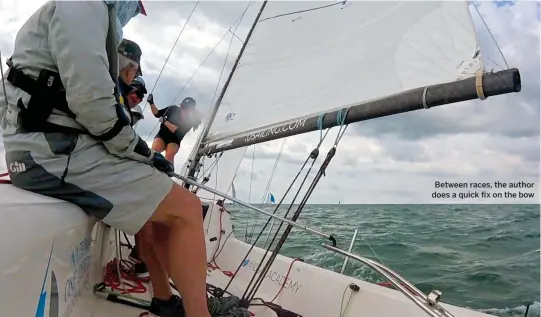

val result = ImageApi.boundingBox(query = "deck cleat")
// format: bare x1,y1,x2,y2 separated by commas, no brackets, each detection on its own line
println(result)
427,290,442,306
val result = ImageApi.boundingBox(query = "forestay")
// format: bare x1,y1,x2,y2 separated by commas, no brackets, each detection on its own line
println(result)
181,147,248,200
204,1,483,144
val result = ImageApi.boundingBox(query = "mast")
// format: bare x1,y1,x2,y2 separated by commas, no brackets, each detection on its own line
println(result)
198,68,521,156
184,1,268,189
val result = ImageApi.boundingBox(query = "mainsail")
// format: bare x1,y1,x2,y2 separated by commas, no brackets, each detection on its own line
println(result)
184,0,520,195
205,1,484,144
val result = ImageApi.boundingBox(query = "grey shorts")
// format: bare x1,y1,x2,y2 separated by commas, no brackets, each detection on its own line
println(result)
3,132,174,235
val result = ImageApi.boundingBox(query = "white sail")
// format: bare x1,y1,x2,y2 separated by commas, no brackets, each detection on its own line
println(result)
186,147,248,201
204,1,483,143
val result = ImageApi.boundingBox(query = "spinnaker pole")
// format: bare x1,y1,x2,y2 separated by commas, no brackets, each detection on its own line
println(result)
199,68,521,156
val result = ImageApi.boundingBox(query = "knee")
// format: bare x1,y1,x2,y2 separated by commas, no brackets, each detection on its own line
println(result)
152,183,203,227
152,139,165,152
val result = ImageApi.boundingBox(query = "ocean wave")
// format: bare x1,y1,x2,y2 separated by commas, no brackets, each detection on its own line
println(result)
467,272,507,284
485,235,523,242
229,204,539,313
478,301,540,317
524,233,540,239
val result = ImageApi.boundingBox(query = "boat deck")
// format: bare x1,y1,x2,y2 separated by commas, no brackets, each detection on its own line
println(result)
81,253,279,317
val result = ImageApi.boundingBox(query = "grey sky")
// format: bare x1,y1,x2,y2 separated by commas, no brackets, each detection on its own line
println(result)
0,1,539,204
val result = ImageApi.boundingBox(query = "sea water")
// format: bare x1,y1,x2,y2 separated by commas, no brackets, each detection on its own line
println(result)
229,204,540,317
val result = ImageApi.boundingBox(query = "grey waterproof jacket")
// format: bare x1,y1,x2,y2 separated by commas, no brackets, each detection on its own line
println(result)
0,1,152,164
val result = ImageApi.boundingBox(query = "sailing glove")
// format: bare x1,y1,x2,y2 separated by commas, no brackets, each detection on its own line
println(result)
147,93,154,105
152,152,175,177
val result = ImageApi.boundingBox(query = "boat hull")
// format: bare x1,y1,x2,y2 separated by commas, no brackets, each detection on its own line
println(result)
0,184,496,317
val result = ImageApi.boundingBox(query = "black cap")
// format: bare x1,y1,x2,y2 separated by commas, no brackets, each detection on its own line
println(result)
118,39,143,76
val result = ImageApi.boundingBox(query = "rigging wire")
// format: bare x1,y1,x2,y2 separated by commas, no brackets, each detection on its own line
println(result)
196,153,222,182
248,139,287,245
470,2,509,70
243,110,351,304
191,0,250,187
229,29,245,44
220,125,332,298
248,146,255,203
246,120,330,245
223,153,316,296
258,1,346,23
169,1,255,107
143,1,254,143
364,238,385,266
184,1,268,191
135,1,200,125
210,158,219,217
261,139,287,204
244,144,257,240
209,1,250,107
184,1,254,203
219,113,337,302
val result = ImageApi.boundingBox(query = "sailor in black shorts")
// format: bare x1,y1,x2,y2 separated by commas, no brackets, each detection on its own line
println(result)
148,94,201,164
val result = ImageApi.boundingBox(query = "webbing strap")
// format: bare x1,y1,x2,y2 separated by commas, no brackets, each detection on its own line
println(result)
7,67,36,95
475,70,487,100
90,103,131,141
7,67,76,118
91,120,126,141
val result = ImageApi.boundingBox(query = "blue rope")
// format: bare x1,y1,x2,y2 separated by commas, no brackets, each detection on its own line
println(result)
333,107,352,145
317,113,326,142
336,107,351,126
317,113,325,130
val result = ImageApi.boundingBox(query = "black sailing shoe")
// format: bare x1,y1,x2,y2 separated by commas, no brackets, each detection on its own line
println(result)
129,246,150,279
144,295,185,317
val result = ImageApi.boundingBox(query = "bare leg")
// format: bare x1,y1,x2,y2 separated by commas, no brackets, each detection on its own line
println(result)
152,137,166,153
165,143,179,164
150,183,210,317
137,223,172,301
149,223,172,270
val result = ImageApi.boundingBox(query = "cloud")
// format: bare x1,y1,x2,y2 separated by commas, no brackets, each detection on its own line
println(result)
355,1,539,142
0,1,539,205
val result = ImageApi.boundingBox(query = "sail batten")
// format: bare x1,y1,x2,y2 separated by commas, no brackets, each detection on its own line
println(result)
204,1,485,144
